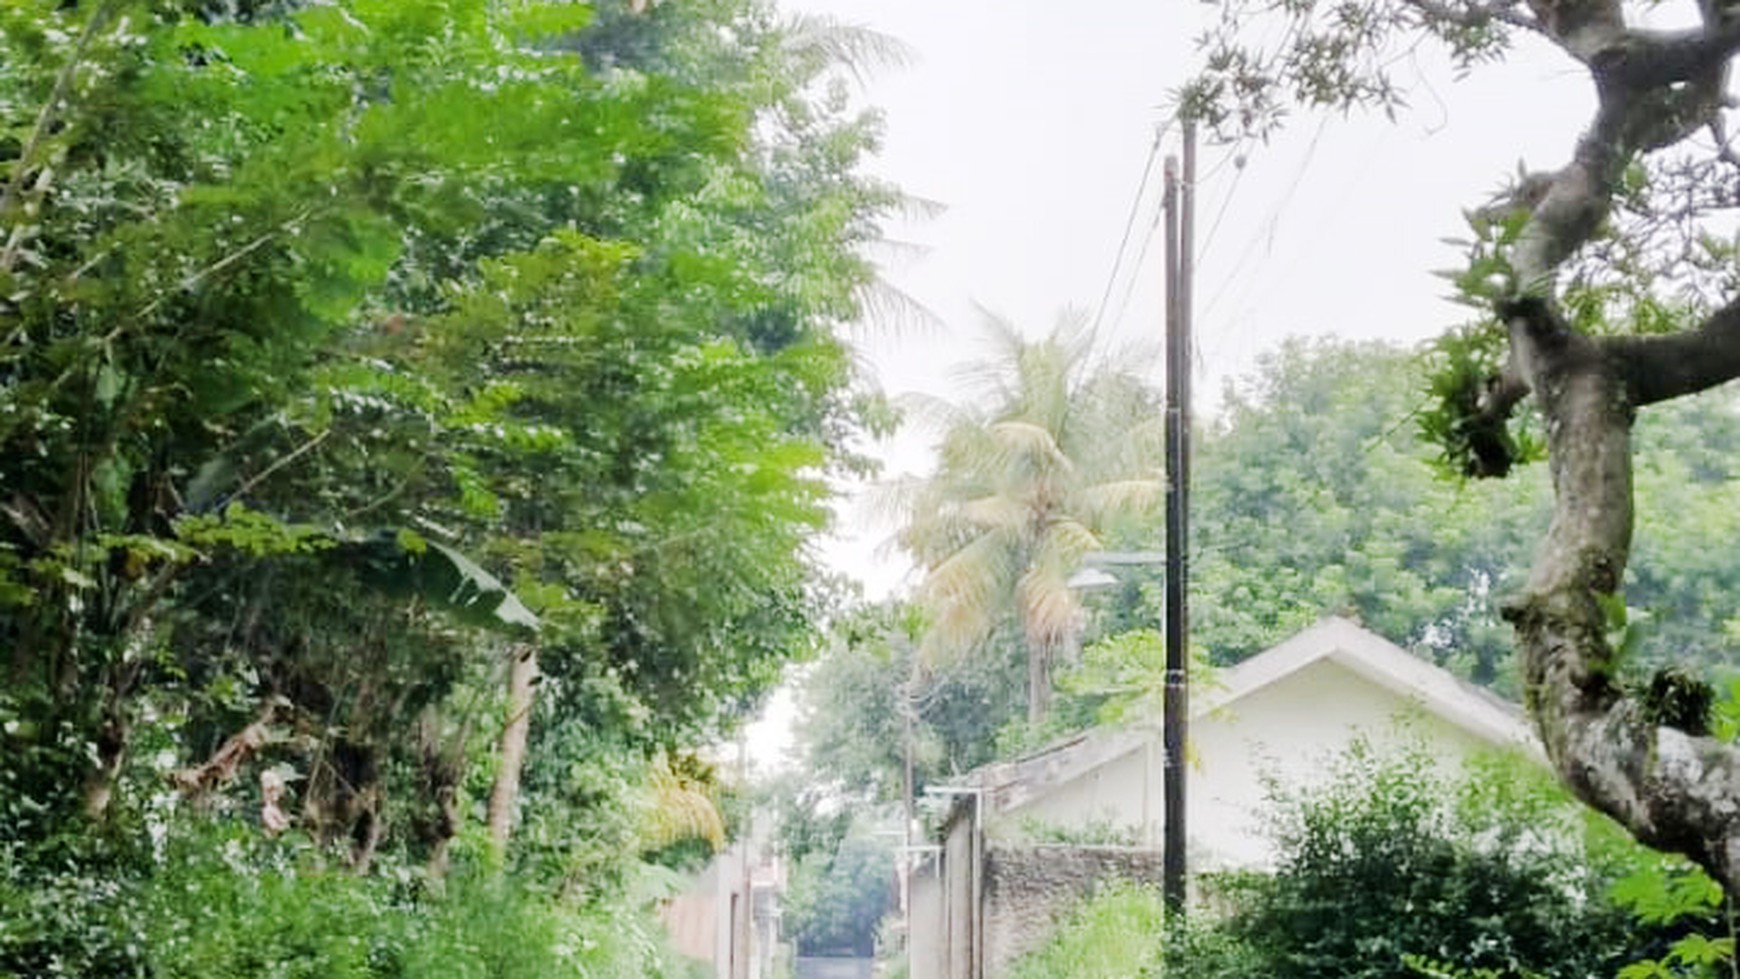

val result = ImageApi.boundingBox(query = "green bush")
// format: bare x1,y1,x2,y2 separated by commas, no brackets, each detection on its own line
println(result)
1004,881,1262,979
1003,741,1689,979
1006,881,1167,979
0,817,695,978
1206,740,1654,978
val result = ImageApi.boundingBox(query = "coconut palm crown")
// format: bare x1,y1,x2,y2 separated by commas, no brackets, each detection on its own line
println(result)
896,313,1165,724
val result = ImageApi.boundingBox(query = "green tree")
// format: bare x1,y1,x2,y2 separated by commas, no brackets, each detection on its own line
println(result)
1207,742,1663,978
895,314,1164,723
784,827,896,958
1164,339,1740,691
0,0,899,968
792,602,1026,807
1196,0,1740,890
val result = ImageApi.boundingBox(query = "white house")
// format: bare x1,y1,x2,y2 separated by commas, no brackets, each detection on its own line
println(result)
978,614,1542,866
907,616,1545,978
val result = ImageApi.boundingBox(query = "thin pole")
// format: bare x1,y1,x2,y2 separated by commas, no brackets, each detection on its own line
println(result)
1161,118,1196,918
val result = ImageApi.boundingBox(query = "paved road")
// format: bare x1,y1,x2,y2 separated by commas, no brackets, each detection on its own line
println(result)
793,957,873,979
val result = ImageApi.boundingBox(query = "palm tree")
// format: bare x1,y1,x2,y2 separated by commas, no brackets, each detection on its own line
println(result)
896,313,1165,724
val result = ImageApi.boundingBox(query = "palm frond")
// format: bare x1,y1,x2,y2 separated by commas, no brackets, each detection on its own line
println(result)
851,266,945,341
958,494,1029,530
1078,478,1164,525
779,13,914,86
988,420,1072,474
896,391,983,437
1036,516,1102,567
920,524,1020,602
641,755,726,853
918,596,996,667
1018,564,1082,647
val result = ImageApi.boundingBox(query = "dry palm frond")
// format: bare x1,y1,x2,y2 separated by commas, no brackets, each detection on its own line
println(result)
1079,479,1164,524
921,526,1019,605
988,420,1073,475
1034,516,1101,567
640,755,726,853
958,494,1029,531
1019,566,1082,648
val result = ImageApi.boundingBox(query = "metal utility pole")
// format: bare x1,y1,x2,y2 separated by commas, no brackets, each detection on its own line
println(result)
1160,119,1196,917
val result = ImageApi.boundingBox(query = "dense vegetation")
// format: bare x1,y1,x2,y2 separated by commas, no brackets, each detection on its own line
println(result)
1196,0,1740,896
1004,742,1730,978
794,340,1740,808
783,338,1740,971
0,0,895,972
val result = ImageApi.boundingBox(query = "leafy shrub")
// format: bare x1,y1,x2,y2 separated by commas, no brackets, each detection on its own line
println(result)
1006,880,1167,979
0,816,694,978
1204,740,1654,978
1003,880,1265,979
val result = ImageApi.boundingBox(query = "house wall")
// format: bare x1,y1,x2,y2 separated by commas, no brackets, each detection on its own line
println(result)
908,623,1533,978
981,845,1165,979
993,740,1160,845
943,813,976,979
1191,657,1497,867
908,858,945,979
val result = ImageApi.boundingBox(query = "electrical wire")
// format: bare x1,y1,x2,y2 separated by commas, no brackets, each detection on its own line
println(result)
1089,138,1162,337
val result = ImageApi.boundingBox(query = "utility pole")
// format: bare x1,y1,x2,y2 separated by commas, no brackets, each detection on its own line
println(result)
1160,119,1196,918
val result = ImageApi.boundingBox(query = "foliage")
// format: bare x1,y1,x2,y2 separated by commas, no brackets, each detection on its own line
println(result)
0,818,699,978
1159,339,1740,690
1201,740,1656,978
0,0,897,970
782,828,895,958
1005,880,1169,979
894,312,1165,721
1180,338,1549,687
791,602,1026,807
1189,0,1740,896
1609,857,1737,979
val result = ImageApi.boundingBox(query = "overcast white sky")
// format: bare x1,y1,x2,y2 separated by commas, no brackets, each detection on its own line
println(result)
776,0,1594,600
746,1,1599,763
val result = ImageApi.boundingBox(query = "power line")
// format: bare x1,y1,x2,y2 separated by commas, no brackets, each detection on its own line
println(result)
1105,203,1165,344
1087,118,1175,350
1200,115,1329,326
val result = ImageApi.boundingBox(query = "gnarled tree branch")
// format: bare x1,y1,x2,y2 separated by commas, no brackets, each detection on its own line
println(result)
1606,297,1740,405
1477,0,1740,898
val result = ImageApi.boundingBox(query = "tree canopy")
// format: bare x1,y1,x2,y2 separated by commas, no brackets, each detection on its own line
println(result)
1195,0,1740,895
894,313,1164,723
0,0,897,970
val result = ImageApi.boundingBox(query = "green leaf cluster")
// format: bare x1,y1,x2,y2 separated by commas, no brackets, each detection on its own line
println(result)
0,0,897,969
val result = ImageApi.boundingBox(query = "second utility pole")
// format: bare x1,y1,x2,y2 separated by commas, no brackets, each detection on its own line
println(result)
1160,119,1195,918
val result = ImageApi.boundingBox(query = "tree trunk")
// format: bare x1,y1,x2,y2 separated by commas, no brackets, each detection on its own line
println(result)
486,644,538,852
416,709,465,880
1434,0,1740,895
1503,305,1740,896
1026,639,1051,725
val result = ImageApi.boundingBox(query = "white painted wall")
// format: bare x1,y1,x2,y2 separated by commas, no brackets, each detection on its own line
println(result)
1192,657,1496,867
994,741,1161,846
996,657,1510,867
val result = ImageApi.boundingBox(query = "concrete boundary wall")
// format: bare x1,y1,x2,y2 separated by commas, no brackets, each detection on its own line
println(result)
982,845,1165,978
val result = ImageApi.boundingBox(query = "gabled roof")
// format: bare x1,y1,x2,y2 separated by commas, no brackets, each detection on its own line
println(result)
957,615,1541,817
963,725,1156,816
1203,615,1539,755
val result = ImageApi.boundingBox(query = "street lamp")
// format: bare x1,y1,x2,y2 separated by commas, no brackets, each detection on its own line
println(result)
1069,549,1186,915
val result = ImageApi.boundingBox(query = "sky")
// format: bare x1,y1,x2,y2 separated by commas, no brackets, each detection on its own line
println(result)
744,0,1598,765
778,0,1593,596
